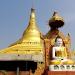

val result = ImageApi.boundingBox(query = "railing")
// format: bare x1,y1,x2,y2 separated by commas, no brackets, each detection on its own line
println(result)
49,65,75,71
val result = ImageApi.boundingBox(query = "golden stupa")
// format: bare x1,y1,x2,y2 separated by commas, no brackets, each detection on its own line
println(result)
0,8,44,62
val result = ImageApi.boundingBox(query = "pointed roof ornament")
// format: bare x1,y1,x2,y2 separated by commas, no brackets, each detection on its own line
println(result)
30,8,35,19
49,11,64,29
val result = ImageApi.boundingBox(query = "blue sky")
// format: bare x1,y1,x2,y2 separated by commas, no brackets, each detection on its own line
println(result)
0,0,75,50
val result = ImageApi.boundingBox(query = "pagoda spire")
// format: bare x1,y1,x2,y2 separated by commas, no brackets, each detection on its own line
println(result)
9,8,42,46
22,8,41,43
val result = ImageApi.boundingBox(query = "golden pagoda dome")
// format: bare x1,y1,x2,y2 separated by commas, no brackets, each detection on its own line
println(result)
22,8,41,43
9,8,43,46
49,12,64,29
50,60,61,65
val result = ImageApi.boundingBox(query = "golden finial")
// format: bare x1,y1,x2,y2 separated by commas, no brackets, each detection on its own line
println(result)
30,8,35,19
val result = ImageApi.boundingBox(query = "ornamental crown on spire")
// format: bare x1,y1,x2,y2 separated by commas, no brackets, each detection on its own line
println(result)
49,12,64,29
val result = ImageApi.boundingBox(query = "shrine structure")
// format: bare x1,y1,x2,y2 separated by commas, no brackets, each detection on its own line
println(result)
0,8,75,75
